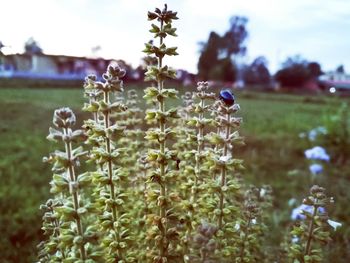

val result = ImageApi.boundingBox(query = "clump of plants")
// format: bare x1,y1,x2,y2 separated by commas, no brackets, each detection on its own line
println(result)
287,185,340,263
37,4,340,263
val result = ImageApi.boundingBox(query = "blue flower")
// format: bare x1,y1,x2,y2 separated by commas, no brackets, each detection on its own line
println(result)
308,126,327,141
291,204,326,220
309,163,323,175
304,146,330,162
219,89,235,106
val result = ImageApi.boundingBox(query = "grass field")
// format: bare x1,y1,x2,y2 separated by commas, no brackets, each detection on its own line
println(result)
0,87,349,262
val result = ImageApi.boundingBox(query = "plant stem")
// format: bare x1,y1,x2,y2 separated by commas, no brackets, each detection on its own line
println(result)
103,90,124,260
305,202,318,256
238,214,252,262
63,127,86,261
158,19,167,258
193,95,205,202
103,91,117,222
218,112,230,229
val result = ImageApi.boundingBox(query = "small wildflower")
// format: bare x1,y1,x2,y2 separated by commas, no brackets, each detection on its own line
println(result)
259,188,266,197
299,132,306,139
219,155,231,163
291,204,326,220
304,146,330,162
234,223,240,230
308,126,327,141
327,219,342,230
291,235,299,243
288,198,297,207
309,163,323,175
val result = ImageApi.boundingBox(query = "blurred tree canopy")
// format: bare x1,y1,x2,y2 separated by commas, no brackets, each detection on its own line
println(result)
243,56,271,85
198,16,248,82
336,64,345,74
275,55,323,88
0,41,4,55
24,37,43,55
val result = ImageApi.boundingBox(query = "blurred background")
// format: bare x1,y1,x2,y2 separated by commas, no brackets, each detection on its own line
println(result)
0,0,349,262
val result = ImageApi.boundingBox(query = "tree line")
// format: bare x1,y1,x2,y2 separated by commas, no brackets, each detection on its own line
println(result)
197,16,345,89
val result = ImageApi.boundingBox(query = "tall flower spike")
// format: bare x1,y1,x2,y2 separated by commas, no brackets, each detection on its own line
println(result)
41,108,93,261
202,89,245,259
288,185,335,262
143,5,181,263
180,81,216,259
82,64,136,262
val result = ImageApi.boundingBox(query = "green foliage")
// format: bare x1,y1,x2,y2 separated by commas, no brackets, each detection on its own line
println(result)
197,16,248,82
243,56,271,86
321,102,350,165
1,87,349,262
275,56,323,88
0,5,348,263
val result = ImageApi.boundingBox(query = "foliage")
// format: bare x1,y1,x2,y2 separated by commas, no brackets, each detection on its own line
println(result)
321,102,350,165
1,87,349,262
287,185,334,263
197,16,248,82
275,55,323,88
243,56,271,86
335,65,345,74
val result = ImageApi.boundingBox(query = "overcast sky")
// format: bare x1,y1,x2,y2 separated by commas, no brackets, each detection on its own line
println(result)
1,0,350,73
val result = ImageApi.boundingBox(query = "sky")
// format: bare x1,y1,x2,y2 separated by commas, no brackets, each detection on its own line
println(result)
1,0,350,74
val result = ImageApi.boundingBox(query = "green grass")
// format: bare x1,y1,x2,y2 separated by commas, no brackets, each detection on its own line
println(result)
0,87,349,262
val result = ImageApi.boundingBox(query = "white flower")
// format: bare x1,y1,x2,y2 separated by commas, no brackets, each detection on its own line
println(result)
219,155,230,163
317,126,327,135
308,130,318,141
304,146,330,162
260,188,266,197
309,163,323,175
288,198,297,207
251,218,257,225
234,223,240,230
327,219,342,230
308,126,327,141
291,235,299,243
299,132,306,139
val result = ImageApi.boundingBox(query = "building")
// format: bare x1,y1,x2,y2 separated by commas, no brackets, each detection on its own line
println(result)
0,53,121,81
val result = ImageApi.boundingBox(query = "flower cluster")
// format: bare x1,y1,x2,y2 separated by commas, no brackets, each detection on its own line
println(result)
143,5,183,263
291,204,325,221
305,146,330,162
38,107,98,262
288,185,340,263
299,126,327,141
304,145,330,179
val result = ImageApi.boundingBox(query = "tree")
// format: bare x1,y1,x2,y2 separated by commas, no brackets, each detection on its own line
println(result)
275,56,322,88
308,62,323,78
0,41,4,55
243,56,271,85
24,37,43,55
198,31,221,80
0,41,4,70
222,16,248,58
208,57,237,82
336,65,345,74
197,16,248,82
